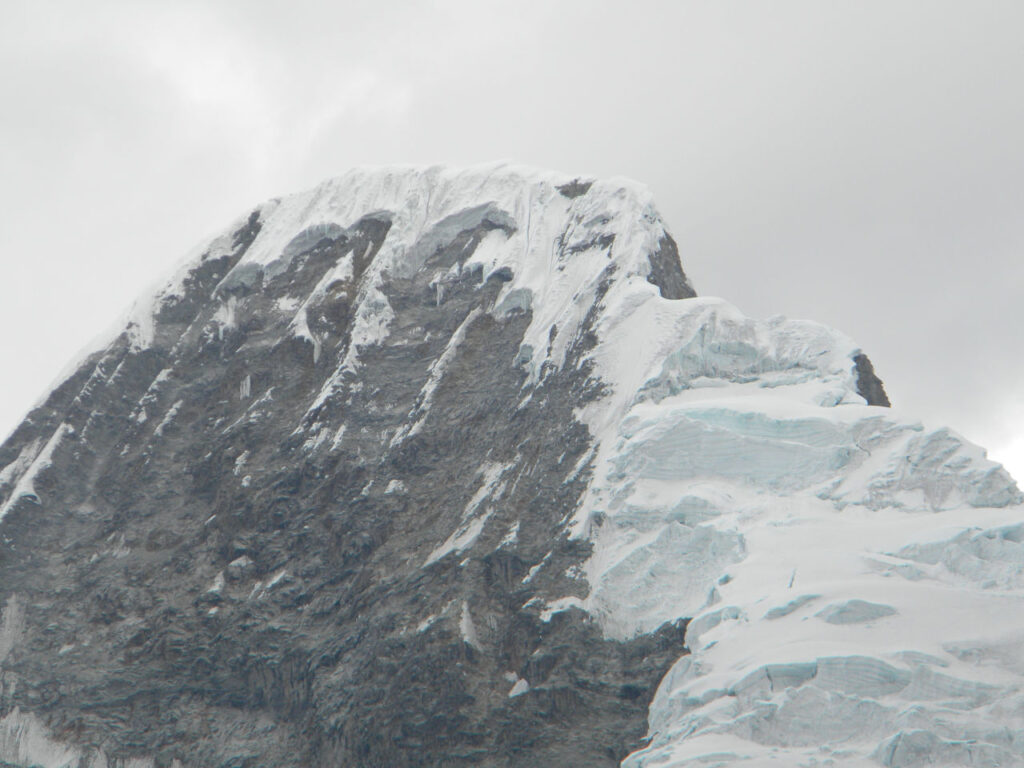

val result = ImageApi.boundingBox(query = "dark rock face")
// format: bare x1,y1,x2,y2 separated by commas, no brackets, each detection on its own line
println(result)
645,234,696,300
0,171,696,767
853,352,891,407
555,179,593,199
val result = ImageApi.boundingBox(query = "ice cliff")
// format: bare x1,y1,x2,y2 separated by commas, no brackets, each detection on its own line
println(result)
0,163,1021,767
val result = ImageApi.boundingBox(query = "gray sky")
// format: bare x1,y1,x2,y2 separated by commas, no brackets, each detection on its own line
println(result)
2,0,1023,478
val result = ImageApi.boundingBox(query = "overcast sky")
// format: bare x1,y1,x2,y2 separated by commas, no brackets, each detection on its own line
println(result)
2,0,1023,479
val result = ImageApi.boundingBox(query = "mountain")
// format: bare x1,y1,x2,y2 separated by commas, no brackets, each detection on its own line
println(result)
0,164,1021,768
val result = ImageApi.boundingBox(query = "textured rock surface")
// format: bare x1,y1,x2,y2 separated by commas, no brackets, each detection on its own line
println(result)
0,166,697,767
853,352,890,407
1,164,1019,767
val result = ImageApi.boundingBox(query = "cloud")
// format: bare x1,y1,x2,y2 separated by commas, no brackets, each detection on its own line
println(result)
0,0,1022,486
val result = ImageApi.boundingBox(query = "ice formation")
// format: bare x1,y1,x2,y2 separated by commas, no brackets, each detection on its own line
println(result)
570,294,1024,765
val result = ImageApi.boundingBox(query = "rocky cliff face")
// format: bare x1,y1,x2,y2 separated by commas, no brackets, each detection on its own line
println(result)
0,164,1021,767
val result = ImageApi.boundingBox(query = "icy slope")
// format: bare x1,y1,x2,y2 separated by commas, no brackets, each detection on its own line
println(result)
557,295,1024,765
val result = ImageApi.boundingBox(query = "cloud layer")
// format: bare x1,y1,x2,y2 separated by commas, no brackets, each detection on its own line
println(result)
2,0,1022,476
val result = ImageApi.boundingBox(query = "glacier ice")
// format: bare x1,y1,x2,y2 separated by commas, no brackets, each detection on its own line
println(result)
816,599,898,625
540,269,1024,763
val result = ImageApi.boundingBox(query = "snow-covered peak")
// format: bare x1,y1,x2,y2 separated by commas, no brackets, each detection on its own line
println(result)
142,162,691,381
160,163,663,294
222,162,652,271
1,164,1022,768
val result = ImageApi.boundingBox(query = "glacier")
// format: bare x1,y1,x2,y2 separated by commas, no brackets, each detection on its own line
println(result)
575,294,1024,765
0,162,1021,767
565,292,1024,765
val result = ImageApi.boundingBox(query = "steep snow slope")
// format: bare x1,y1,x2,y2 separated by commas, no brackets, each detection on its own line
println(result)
570,298,1024,766
0,163,1020,768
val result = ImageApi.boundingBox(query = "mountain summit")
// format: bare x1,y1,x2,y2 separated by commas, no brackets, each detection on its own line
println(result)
0,164,1020,767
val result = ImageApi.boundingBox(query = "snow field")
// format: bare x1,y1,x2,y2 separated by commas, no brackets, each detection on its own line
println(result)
566,290,1024,765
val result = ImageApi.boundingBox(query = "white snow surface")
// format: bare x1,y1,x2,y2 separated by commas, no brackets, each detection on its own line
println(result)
425,460,511,565
557,292,1024,765
0,423,71,520
112,162,681,426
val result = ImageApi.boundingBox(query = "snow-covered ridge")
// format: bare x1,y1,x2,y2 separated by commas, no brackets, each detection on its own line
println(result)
2,163,1022,766
555,290,1024,764
3,162,686,519
568,294,1018,625
150,162,685,379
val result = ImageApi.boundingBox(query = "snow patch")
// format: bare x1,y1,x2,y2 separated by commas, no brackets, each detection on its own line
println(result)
154,400,183,437
424,461,511,565
395,306,483,444
540,596,585,622
499,521,520,548
508,677,530,698
0,596,25,663
0,708,82,768
460,601,481,649
0,423,72,520
522,552,551,584
212,296,238,339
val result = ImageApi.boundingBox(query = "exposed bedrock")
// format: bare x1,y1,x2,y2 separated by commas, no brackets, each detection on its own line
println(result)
853,352,891,407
